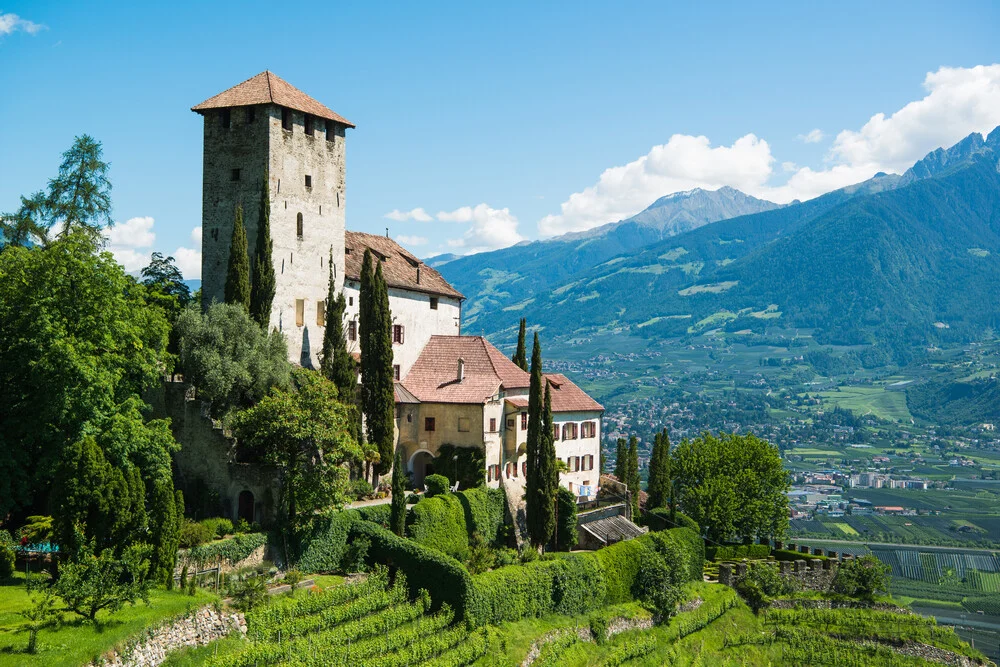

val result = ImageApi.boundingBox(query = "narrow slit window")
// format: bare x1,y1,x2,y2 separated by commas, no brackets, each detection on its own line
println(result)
325,119,336,141
348,320,357,341
304,114,314,136
425,417,435,432
430,297,439,310
231,168,241,181
304,175,312,188
296,213,303,238
282,108,292,131
394,365,401,381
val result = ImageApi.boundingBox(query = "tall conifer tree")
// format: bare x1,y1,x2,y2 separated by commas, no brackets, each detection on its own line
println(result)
390,447,407,536
320,253,361,441
249,173,275,327
526,333,556,549
626,435,640,519
647,429,671,510
360,250,395,481
614,437,627,480
224,203,250,311
512,318,528,370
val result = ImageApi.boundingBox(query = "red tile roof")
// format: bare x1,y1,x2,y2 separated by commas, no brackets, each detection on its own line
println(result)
401,336,529,404
504,375,604,413
191,71,355,128
344,231,463,300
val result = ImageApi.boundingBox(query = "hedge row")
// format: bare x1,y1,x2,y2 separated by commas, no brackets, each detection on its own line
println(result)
466,527,703,626
297,511,359,573
349,520,473,617
187,532,267,565
356,503,391,527
642,508,700,534
456,487,506,547
706,544,771,561
407,494,469,561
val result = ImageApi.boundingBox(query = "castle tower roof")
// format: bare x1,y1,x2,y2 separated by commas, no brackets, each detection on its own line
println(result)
191,71,355,127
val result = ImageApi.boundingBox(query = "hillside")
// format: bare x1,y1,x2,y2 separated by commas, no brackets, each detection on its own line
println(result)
445,129,1000,362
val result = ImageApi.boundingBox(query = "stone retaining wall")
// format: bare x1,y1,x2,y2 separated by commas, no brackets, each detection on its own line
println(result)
91,605,246,667
718,557,839,592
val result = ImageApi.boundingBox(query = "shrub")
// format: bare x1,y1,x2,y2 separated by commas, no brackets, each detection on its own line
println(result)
594,537,651,604
350,478,374,500
188,532,267,565
349,520,473,616
643,508,700,533
234,518,252,534
179,519,213,548
456,486,506,547
297,510,357,573
343,536,370,572
355,503,391,527
232,574,269,612
733,561,796,612
407,494,469,561
637,556,685,618
431,444,485,490
424,474,451,498
0,531,15,579
200,517,234,539
831,554,891,601
706,543,771,561
466,533,495,575
554,486,578,551
667,527,706,581
284,569,303,586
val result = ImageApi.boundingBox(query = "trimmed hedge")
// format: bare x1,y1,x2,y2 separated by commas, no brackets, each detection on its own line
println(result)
593,536,652,604
667,527,706,580
706,543,771,561
297,511,359,573
643,508,700,534
424,474,450,497
774,548,828,562
407,494,469,561
349,520,473,616
355,503,392,527
456,487,506,547
187,532,267,565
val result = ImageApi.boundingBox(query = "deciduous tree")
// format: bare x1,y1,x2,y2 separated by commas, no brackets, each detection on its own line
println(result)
54,542,152,623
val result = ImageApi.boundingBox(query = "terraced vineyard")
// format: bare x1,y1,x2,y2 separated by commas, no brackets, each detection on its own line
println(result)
208,568,496,667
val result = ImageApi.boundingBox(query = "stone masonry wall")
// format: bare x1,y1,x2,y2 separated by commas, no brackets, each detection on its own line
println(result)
90,606,245,667
718,556,840,592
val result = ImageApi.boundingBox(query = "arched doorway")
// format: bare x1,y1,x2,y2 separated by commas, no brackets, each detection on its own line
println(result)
409,450,435,489
237,490,255,524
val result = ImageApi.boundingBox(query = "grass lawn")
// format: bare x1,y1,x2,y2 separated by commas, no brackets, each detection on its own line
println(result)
160,636,245,666
0,572,217,667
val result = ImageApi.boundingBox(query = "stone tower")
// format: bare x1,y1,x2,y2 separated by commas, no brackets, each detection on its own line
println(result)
192,71,354,366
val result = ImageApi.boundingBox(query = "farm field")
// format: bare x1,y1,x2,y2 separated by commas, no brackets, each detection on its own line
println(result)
814,386,913,423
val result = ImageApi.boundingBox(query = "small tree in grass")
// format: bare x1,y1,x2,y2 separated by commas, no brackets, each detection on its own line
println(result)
19,589,61,653
831,555,891,601
54,542,153,623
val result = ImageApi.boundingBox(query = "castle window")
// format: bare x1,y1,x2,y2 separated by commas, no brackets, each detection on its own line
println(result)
348,320,357,341
424,417,435,432
295,299,304,327
220,109,231,129
430,297,439,310
282,108,292,131
245,107,255,124
392,325,404,344
304,175,312,189
231,168,241,182
393,364,401,381
296,213,303,238
316,300,325,326
325,119,336,141
458,417,470,432
349,297,354,306
304,114,314,136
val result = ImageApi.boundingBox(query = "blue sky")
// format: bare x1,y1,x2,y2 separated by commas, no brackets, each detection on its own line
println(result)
1,1,999,278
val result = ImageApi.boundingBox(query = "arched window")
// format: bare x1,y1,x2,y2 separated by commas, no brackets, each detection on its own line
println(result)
296,213,303,238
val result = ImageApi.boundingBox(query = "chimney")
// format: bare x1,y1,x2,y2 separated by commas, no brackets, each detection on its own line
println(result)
416,265,421,284
457,358,465,382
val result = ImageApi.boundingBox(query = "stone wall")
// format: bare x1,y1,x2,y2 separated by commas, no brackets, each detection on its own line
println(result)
91,605,245,667
718,556,839,592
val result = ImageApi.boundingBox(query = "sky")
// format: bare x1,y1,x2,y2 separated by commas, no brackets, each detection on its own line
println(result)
1,1,999,278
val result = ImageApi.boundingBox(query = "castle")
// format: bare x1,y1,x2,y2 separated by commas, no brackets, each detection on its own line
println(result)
187,72,602,521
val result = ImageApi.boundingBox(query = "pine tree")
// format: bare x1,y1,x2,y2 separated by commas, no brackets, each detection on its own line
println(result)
249,173,275,328
647,429,671,510
526,333,556,549
360,250,395,482
512,318,528,370
224,203,250,311
390,447,407,536
626,435,640,519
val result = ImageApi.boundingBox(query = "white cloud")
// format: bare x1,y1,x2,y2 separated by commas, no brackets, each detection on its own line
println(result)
107,216,155,248
0,13,45,36
828,64,1000,174
538,133,775,236
797,129,825,144
396,235,428,246
781,161,798,172
190,226,202,245
385,207,433,222
172,226,202,280
439,204,523,253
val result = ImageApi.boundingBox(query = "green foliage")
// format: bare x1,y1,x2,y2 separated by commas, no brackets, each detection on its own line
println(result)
456,486,506,547
637,555,686,617
232,369,363,540
175,302,290,421
831,554,891,601
149,477,182,586
594,534,650,605
359,250,395,480
0,530,15,579
706,544,771,561
356,503,391,527
188,533,267,566
407,494,470,561
424,474,450,498
224,203,250,311
200,517,234,539
249,172,275,328
231,575,269,612
0,234,170,517
390,448,407,536
349,520,473,616
18,588,61,653
512,317,528,370
350,478,374,500
141,251,191,336
319,269,358,430
178,520,213,549
555,486,578,551
430,444,485,489
624,435,640,518
527,340,558,550
644,507,700,534
54,542,153,622
646,428,671,510
296,510,358,573
733,561,797,612
614,437,626,481
671,431,789,543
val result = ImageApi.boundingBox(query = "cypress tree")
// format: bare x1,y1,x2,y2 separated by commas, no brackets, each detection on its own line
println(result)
647,430,670,510
614,437,627,481
150,477,180,588
526,333,556,549
249,173,275,328
224,203,251,311
360,251,395,481
512,318,528,370
626,435,640,519
390,447,407,536
320,251,359,414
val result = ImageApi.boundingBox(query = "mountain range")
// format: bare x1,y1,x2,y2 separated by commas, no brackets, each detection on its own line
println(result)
438,128,1000,363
